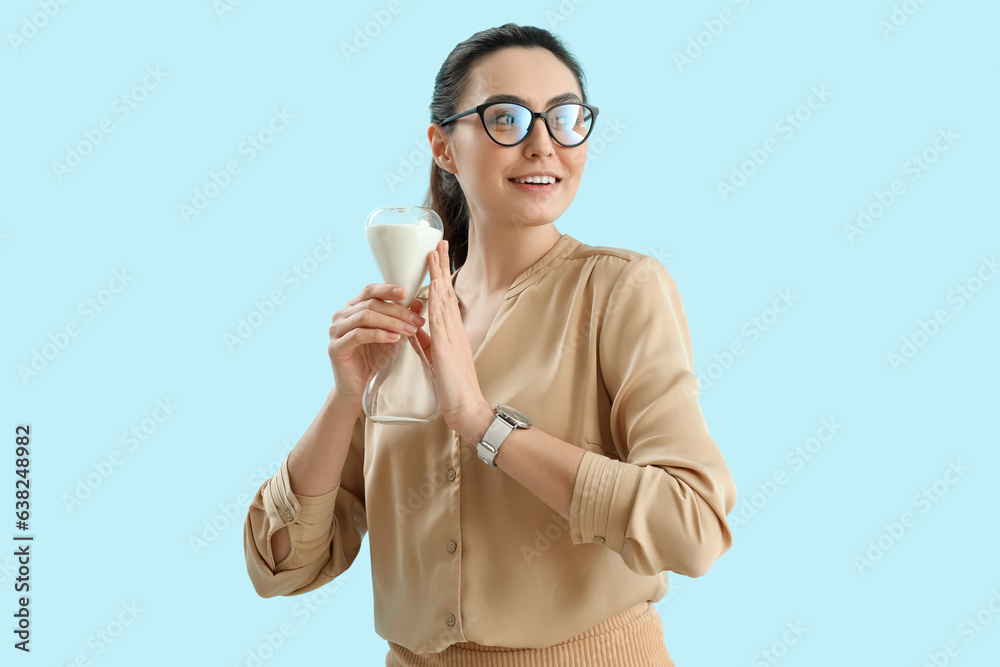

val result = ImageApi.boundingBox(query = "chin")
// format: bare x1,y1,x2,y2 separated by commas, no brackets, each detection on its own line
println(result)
507,204,568,227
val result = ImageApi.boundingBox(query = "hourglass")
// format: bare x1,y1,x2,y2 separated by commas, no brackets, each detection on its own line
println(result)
362,206,443,424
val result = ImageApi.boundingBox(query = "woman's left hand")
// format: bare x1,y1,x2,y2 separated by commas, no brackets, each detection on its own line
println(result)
411,239,490,441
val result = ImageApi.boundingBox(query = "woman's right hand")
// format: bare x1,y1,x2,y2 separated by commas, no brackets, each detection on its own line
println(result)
328,283,426,403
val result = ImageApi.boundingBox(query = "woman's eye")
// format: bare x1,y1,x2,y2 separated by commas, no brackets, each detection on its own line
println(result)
553,112,578,129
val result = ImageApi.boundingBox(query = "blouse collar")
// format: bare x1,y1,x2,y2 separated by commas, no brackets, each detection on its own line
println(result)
450,233,581,299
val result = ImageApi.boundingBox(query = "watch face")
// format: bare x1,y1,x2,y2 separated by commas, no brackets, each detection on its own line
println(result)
497,404,531,428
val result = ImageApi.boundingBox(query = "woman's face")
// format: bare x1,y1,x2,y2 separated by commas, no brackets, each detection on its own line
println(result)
430,46,589,230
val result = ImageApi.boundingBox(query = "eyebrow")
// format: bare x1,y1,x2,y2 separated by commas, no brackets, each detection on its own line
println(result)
480,92,582,107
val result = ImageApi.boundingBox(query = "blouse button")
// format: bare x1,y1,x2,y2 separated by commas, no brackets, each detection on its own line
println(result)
447,468,456,481
594,535,606,544
284,510,294,521
447,540,457,553
446,613,456,626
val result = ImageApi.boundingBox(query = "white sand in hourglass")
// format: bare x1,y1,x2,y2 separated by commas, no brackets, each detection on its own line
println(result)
365,223,443,307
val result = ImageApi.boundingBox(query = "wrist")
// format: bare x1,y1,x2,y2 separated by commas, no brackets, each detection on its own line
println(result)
329,386,363,415
461,401,497,446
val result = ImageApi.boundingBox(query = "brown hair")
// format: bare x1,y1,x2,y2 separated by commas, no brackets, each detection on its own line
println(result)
423,23,588,271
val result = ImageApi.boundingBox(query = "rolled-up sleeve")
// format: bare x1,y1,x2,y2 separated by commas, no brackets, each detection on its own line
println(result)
243,413,368,597
569,255,737,578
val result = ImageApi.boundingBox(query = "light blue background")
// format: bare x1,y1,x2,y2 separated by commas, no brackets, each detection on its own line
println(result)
3,1,998,665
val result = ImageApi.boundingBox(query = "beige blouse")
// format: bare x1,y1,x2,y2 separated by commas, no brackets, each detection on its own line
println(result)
243,233,737,655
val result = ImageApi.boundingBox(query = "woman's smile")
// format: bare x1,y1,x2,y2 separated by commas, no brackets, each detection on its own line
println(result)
507,173,562,194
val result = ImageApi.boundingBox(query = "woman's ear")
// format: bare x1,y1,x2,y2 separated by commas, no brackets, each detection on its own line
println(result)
428,124,456,174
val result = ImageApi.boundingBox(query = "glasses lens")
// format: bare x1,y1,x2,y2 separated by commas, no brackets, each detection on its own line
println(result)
549,104,593,146
483,103,533,145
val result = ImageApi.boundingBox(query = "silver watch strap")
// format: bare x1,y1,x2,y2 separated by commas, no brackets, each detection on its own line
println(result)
478,413,515,466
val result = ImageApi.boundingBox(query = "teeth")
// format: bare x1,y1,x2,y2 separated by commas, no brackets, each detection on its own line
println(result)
514,175,557,184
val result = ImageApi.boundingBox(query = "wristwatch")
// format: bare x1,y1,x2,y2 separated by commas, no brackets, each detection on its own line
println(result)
477,404,532,467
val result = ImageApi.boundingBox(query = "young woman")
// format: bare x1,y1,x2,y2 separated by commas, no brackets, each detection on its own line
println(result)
244,23,737,667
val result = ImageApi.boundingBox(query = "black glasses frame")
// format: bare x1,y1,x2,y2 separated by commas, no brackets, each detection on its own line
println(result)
436,101,600,147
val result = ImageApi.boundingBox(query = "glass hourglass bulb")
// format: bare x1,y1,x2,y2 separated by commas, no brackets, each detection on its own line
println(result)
362,206,444,424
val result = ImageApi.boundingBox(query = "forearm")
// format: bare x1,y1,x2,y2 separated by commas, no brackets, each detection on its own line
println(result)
461,405,586,521
272,387,362,565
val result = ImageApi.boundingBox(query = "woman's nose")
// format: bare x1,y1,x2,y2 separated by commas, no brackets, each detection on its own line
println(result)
522,116,555,157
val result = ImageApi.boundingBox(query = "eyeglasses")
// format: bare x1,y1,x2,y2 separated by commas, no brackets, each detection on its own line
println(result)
436,101,599,148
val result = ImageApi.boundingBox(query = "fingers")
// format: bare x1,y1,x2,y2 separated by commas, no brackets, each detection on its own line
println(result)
332,285,426,347
329,321,400,352
412,323,432,363
428,239,463,347
346,282,406,306
349,284,425,326
428,239,452,295
359,304,424,336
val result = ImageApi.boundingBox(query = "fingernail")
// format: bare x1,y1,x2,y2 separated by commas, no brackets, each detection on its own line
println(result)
393,287,404,297
443,240,449,252
402,323,417,334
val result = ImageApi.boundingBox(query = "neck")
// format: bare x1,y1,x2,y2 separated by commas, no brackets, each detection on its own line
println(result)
456,221,562,298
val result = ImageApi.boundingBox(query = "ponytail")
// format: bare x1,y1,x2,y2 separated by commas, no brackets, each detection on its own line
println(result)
423,159,469,273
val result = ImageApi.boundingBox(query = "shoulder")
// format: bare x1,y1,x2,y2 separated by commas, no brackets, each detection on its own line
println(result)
563,237,676,293
568,237,647,264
